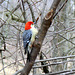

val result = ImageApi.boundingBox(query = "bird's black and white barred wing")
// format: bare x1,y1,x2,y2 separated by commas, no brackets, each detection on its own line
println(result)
23,30,32,54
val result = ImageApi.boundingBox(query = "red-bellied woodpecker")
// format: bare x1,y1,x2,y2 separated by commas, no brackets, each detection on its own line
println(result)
23,21,38,61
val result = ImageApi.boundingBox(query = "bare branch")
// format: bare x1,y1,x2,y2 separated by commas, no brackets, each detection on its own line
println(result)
1,52,6,75
35,68,75,75
33,59,75,68
27,0,36,22
58,33,75,45
11,0,27,14
0,49,5,51
53,0,68,19
11,15,26,23
21,0,26,23
35,55,75,63
0,0,5,5
0,33,6,50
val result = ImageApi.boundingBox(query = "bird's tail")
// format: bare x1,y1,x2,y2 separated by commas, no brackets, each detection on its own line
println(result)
27,51,31,62
27,47,33,62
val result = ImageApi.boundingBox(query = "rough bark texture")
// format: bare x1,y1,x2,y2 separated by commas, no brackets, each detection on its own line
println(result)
20,0,61,75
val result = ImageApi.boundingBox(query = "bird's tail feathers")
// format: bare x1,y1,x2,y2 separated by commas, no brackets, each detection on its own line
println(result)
27,47,34,62
24,46,28,54
27,51,31,62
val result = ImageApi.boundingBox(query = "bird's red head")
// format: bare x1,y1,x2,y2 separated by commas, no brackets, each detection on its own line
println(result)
25,21,34,30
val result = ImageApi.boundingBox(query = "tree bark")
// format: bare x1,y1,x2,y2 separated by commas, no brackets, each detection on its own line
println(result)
20,0,61,75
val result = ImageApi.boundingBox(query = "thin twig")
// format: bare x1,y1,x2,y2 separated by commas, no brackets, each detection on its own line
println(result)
0,58,26,72
53,0,68,19
27,0,36,22
21,0,26,23
0,0,5,5
58,33,75,45
13,68,24,75
1,52,6,75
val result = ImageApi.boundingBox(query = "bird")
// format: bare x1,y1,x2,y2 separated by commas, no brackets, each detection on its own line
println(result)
23,21,38,61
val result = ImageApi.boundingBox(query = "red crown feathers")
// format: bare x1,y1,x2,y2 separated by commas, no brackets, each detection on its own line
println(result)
25,21,34,30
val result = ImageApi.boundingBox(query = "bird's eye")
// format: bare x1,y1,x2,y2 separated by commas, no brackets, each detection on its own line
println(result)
32,24,33,25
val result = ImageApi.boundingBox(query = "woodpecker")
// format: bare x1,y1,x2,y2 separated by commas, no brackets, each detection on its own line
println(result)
23,21,38,61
